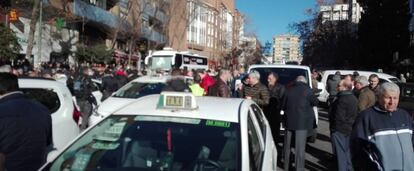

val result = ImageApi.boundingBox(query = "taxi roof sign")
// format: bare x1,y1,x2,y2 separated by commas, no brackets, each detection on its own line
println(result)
157,91,198,110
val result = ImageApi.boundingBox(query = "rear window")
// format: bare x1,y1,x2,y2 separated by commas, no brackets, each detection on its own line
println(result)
250,67,310,87
113,82,166,99
389,78,401,83
21,88,61,114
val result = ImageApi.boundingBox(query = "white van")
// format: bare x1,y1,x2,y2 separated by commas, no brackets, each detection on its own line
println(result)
145,47,208,71
318,70,400,103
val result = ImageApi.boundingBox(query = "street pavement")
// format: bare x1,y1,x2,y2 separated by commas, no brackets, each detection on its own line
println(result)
276,107,335,171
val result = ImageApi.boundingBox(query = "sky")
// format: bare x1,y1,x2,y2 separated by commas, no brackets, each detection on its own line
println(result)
236,0,317,44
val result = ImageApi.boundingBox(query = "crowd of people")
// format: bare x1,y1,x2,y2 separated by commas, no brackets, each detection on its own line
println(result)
326,71,414,171
180,68,413,171
0,58,413,170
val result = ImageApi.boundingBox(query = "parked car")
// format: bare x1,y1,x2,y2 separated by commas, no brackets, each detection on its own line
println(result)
398,83,414,118
90,75,193,126
248,64,319,142
18,77,81,160
40,92,278,170
318,70,400,105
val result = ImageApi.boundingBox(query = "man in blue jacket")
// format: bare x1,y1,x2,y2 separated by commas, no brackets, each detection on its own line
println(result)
351,82,414,171
0,73,52,170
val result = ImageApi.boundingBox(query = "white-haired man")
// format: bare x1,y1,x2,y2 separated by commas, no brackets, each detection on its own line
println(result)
283,75,319,171
351,82,414,171
240,71,269,107
354,76,376,113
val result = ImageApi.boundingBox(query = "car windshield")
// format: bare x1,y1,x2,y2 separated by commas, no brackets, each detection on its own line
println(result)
47,115,240,171
250,67,310,87
113,82,166,99
151,56,173,70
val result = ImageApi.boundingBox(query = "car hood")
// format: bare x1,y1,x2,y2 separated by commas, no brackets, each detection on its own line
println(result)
97,97,136,115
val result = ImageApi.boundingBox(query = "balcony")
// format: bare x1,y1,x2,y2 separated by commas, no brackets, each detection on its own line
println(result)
141,25,166,44
73,0,130,30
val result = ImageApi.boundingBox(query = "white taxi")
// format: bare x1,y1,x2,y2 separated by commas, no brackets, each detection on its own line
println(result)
40,92,278,171
90,75,192,126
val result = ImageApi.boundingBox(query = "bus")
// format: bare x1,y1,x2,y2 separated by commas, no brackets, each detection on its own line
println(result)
145,48,209,71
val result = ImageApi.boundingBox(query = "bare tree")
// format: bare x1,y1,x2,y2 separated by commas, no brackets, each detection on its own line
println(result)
166,0,202,50
25,0,40,61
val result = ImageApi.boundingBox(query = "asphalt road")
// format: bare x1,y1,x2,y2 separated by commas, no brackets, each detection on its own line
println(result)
276,108,335,171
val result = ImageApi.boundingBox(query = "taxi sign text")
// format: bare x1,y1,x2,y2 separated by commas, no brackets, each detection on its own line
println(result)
166,96,183,107
206,120,231,128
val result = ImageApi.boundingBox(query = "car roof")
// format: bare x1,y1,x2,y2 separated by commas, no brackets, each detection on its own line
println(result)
322,70,397,79
130,75,193,84
130,75,170,83
113,95,246,123
151,50,178,56
248,64,311,70
18,77,68,90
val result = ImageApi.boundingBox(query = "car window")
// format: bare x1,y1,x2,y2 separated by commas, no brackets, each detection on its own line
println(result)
389,78,401,83
250,104,266,141
250,67,310,88
379,78,388,84
113,82,166,98
47,115,240,171
20,88,61,114
247,114,264,171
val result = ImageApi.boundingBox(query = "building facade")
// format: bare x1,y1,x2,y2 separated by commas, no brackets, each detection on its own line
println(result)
273,34,300,64
4,0,170,65
320,0,362,23
169,0,240,67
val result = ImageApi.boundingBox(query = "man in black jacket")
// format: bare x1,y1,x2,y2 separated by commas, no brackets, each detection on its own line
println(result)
74,67,96,129
208,69,231,97
163,68,191,92
265,72,285,142
283,76,318,171
0,73,52,170
101,69,118,101
330,80,358,171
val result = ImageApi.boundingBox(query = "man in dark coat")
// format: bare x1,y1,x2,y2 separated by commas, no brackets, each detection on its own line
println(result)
329,80,358,171
0,73,52,171
283,76,318,171
74,67,96,129
327,71,341,105
163,68,191,92
101,69,118,101
265,72,285,142
208,69,231,97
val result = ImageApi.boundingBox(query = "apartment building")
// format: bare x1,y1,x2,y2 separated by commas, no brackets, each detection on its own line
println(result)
273,34,300,64
169,0,240,66
320,0,362,23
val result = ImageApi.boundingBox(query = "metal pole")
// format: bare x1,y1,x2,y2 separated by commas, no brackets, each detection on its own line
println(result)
36,0,43,67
